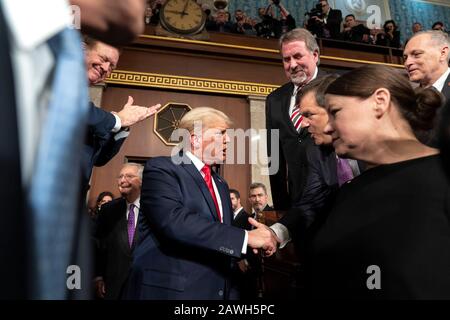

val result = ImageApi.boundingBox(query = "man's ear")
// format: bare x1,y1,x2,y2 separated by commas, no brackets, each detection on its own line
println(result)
372,88,391,119
190,133,200,149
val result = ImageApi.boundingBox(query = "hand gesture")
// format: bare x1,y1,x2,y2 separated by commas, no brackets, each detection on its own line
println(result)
116,96,162,128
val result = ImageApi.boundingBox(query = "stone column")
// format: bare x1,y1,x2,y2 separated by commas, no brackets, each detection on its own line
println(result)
88,83,106,107
248,95,273,206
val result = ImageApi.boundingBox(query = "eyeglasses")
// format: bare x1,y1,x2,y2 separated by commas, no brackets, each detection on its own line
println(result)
117,174,138,181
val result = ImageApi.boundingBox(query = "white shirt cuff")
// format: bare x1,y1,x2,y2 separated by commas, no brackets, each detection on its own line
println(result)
270,223,291,249
111,113,122,133
241,230,248,254
114,129,130,141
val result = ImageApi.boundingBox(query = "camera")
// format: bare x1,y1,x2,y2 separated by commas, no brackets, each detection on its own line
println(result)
305,3,323,20
305,3,325,36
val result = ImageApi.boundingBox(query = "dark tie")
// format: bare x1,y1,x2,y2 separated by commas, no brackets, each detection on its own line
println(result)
336,157,354,186
127,204,136,247
201,165,222,222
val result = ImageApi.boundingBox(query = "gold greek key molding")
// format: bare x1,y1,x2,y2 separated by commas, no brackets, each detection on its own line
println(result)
138,34,404,68
106,70,278,96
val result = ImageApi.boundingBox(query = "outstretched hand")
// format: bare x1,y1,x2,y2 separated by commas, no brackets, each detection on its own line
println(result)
116,96,161,128
247,217,278,257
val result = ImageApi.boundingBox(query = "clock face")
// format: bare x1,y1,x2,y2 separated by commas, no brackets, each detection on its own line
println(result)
160,0,206,35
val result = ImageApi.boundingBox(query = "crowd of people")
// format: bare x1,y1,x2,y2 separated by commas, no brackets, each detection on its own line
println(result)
143,0,446,49
2,0,450,301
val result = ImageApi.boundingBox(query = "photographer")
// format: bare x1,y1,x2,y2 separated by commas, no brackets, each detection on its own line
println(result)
306,0,342,39
255,1,296,39
231,9,256,35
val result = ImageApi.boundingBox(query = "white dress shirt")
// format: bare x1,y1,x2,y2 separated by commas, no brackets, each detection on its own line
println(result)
2,0,71,186
185,151,249,254
233,206,244,220
432,67,450,93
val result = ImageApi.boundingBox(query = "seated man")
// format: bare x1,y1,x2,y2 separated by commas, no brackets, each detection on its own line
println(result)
341,14,370,43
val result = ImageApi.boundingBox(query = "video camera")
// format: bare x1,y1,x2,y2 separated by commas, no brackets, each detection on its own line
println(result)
305,3,323,20
305,3,325,36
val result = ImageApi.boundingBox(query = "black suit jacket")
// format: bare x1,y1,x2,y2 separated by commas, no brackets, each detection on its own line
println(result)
81,102,128,193
442,72,450,101
0,7,28,299
325,9,343,39
124,153,245,300
94,198,140,300
266,71,326,210
279,141,338,245
233,208,251,230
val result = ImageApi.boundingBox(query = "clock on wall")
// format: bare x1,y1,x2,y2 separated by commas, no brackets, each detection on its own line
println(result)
154,102,192,146
159,0,207,35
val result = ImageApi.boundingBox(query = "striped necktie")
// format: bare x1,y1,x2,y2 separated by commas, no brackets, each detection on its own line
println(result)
291,86,303,132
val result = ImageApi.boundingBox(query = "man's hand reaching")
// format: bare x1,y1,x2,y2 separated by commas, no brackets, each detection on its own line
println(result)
115,96,161,128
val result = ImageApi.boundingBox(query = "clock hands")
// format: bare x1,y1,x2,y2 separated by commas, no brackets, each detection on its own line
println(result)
165,9,184,15
180,0,189,17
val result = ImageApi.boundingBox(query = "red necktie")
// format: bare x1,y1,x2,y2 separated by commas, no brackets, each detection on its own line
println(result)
201,165,222,222
291,86,304,132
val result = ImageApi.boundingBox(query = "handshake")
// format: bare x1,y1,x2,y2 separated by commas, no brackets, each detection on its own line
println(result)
247,217,281,257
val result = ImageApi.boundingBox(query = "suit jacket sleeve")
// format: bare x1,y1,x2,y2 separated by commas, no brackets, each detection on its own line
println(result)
326,9,342,38
87,102,128,167
278,144,333,238
266,92,291,210
141,158,246,259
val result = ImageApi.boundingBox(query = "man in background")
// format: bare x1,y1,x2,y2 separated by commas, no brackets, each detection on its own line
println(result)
95,163,143,299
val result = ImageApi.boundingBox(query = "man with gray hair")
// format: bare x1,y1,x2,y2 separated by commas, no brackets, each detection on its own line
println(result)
404,30,450,146
94,162,144,299
404,30,450,100
266,28,325,211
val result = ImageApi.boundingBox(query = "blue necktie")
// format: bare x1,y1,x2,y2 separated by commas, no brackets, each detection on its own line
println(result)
29,28,89,299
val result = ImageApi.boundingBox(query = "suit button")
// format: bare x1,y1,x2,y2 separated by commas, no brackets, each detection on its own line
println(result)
218,290,224,296
298,138,302,143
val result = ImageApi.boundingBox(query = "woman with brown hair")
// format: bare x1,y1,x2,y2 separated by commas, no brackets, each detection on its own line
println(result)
309,64,450,299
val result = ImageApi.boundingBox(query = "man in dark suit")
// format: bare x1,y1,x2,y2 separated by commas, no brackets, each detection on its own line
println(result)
341,14,370,43
266,28,324,210
404,30,450,146
307,0,342,39
82,38,161,193
270,75,361,249
248,183,274,215
404,30,450,100
124,107,278,300
1,0,149,299
94,163,143,299
230,189,250,230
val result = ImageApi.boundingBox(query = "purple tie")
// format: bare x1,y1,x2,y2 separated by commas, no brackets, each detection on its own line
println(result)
127,204,135,247
337,157,354,186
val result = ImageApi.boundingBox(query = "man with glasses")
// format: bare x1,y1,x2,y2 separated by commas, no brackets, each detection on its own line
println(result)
94,162,143,299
